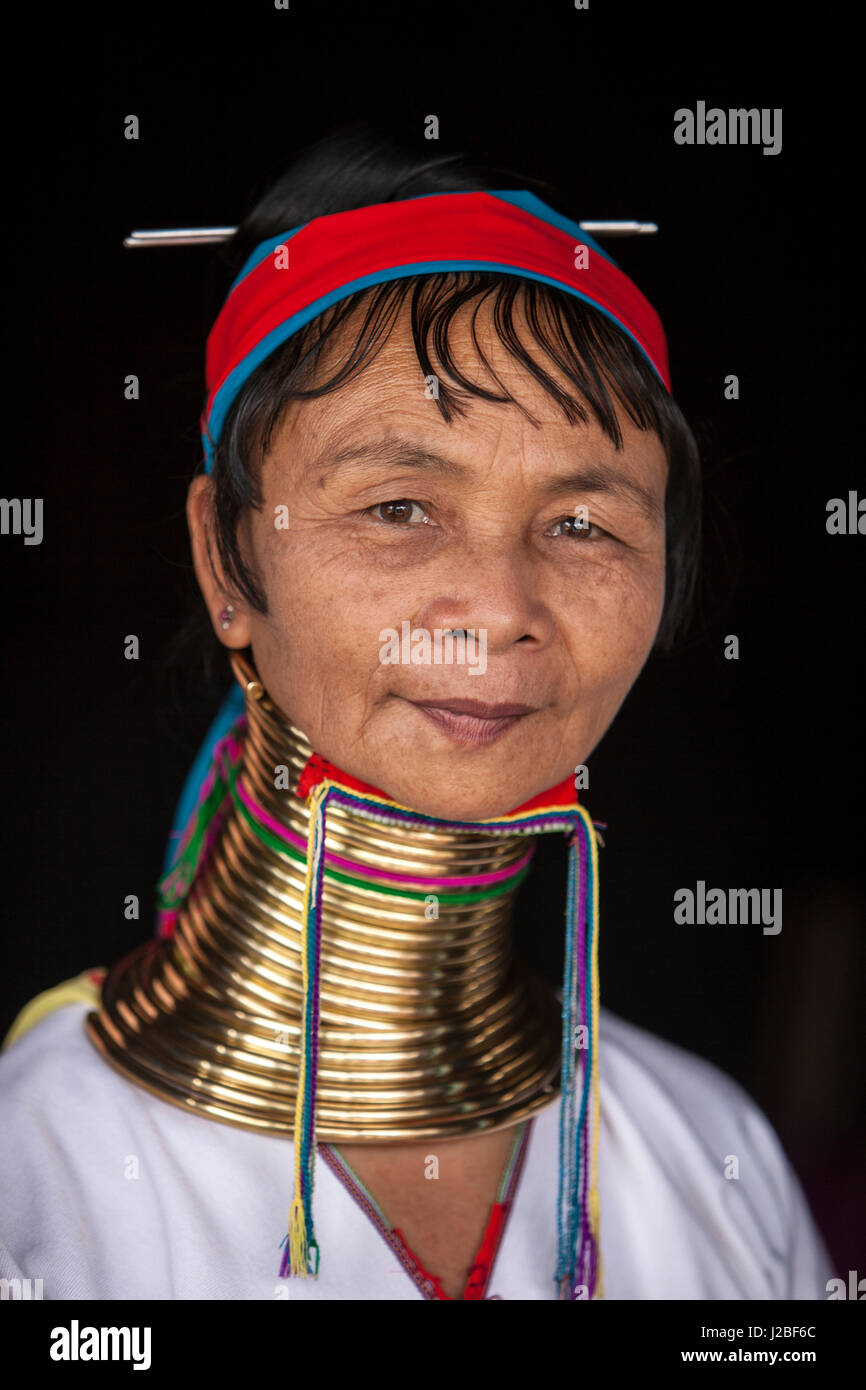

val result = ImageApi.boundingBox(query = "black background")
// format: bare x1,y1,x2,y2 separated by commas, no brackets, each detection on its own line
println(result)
2,2,863,1272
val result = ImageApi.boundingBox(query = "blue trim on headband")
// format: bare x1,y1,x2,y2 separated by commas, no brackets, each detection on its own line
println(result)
203,266,665,470
160,682,245,878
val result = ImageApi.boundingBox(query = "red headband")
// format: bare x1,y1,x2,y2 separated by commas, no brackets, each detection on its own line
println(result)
201,189,671,468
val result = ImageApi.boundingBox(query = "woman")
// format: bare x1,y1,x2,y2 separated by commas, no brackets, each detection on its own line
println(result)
0,128,833,1301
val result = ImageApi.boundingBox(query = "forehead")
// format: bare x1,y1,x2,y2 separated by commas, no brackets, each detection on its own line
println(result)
270,289,666,475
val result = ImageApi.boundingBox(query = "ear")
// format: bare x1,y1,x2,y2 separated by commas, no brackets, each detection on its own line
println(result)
186,474,253,649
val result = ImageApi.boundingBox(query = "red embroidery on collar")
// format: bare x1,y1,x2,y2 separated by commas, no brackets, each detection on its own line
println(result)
296,752,577,814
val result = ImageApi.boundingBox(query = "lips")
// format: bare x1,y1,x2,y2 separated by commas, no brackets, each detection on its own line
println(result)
405,697,537,747
411,699,536,718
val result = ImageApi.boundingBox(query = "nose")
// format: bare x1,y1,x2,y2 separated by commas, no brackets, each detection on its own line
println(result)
413,543,555,657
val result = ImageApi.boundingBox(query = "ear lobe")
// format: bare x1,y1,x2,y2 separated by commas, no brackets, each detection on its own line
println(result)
213,599,253,649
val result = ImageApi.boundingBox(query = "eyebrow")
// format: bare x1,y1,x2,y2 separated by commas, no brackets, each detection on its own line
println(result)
313,435,664,523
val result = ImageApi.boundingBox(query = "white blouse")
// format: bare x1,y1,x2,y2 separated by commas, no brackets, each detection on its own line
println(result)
0,999,834,1300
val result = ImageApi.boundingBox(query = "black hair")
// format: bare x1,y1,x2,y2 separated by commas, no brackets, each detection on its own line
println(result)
194,121,701,671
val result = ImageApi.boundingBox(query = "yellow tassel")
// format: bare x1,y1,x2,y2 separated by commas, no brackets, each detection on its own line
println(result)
288,1195,309,1276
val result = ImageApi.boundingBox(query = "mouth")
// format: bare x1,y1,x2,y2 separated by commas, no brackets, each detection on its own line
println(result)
404,697,537,748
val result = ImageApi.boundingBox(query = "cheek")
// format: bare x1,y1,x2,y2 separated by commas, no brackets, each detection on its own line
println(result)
250,529,398,693
559,555,665,693
616,563,665,660
262,514,402,615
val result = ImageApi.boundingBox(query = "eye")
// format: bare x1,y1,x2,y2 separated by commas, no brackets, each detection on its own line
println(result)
547,514,607,540
370,499,431,525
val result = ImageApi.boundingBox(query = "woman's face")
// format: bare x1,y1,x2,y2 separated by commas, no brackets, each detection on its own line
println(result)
189,294,668,820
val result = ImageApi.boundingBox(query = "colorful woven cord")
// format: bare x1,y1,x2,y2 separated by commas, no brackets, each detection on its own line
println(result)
557,811,603,1299
156,721,247,938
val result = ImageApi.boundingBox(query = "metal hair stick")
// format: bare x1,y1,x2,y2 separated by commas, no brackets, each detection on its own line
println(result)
123,227,237,247
581,221,658,236
123,220,658,248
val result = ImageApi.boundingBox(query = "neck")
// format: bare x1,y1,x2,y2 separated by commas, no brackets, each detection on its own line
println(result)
86,650,563,1140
